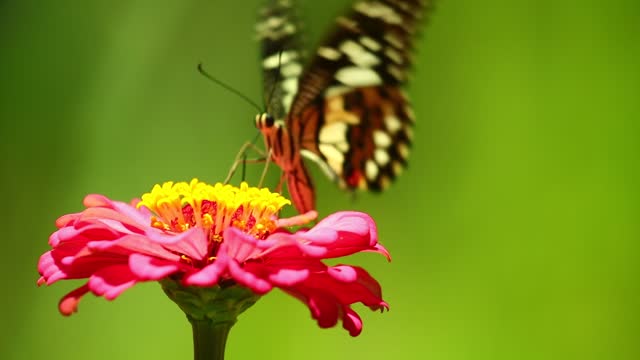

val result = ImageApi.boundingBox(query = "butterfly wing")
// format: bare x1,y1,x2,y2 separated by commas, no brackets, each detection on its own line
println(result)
292,0,430,191
256,0,306,120
257,0,317,213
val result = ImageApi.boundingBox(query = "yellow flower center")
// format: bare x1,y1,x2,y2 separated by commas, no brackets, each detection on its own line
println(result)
137,179,290,243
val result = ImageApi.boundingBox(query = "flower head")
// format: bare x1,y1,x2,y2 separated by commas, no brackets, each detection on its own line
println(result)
38,179,389,336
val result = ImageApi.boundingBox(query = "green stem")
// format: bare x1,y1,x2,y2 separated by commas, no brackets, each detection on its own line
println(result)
190,319,234,360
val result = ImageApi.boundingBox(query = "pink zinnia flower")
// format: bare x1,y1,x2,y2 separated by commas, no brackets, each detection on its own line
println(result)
38,180,389,336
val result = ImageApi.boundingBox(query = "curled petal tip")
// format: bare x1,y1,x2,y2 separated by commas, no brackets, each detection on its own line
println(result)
59,298,79,316
370,243,391,261
83,194,110,208
54,214,76,228
58,285,90,316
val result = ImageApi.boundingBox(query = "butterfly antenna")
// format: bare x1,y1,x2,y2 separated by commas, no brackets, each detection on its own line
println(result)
197,63,262,113
264,51,283,114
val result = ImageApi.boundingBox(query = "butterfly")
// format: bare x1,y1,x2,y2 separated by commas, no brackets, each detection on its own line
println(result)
254,0,429,214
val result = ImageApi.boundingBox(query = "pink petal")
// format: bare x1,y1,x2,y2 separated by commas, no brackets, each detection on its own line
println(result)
307,292,339,328
278,265,388,336
40,250,129,285
84,194,151,226
268,268,310,286
323,265,387,308
327,265,357,282
58,284,90,316
87,264,138,300
222,227,274,262
184,256,228,286
55,212,82,228
276,211,383,260
145,227,208,260
304,212,373,243
88,234,181,262
342,307,364,337
301,227,339,243
241,255,324,289
228,259,272,294
368,243,392,261
129,253,181,280
77,207,146,234
264,232,329,257
83,194,113,208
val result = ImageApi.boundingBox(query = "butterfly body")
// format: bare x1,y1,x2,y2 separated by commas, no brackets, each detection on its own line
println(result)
256,112,316,213
255,0,429,213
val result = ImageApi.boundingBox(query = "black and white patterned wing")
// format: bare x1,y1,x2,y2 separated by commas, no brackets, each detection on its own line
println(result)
256,0,306,120
295,0,431,191
289,0,428,116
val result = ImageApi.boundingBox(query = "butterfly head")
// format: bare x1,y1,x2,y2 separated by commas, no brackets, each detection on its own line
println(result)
255,113,277,129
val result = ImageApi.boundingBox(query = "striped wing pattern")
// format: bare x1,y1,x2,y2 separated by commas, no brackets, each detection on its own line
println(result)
256,0,306,120
256,0,429,212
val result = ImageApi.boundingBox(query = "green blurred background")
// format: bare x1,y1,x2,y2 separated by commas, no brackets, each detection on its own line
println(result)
1,0,638,359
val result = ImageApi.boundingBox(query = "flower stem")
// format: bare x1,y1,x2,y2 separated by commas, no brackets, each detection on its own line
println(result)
190,319,234,360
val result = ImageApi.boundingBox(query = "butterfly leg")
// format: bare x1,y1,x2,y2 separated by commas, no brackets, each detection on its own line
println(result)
275,170,286,193
258,148,274,188
224,141,267,184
